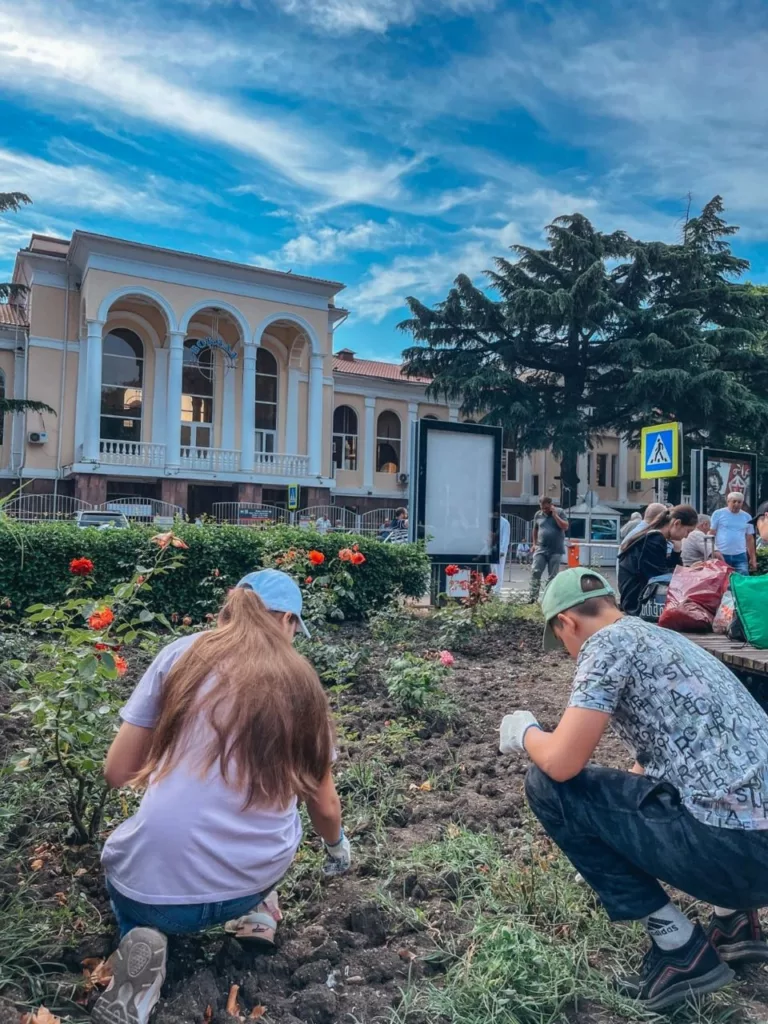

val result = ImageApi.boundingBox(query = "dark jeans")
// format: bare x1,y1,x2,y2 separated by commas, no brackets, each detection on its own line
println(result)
106,880,266,939
525,764,768,921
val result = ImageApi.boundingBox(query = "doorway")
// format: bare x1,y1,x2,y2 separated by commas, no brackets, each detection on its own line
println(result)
187,484,238,520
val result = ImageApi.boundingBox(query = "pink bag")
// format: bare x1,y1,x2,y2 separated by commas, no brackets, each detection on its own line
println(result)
658,562,734,632
712,591,736,635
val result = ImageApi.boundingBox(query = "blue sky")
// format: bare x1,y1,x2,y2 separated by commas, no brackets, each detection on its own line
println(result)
2,0,768,358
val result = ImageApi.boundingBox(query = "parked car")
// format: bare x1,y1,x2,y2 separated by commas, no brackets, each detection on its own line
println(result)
74,510,130,530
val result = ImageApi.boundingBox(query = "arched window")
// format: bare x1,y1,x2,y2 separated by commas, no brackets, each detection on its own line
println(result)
333,405,358,471
101,328,144,442
182,339,214,450
0,369,5,446
255,348,278,454
376,410,401,474
423,414,439,421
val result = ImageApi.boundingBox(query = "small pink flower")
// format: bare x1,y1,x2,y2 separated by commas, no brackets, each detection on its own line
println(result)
439,650,455,667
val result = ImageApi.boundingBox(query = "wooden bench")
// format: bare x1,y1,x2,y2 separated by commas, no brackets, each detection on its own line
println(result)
683,633,768,711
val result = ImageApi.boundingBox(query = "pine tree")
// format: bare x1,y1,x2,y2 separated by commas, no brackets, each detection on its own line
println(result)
1,191,31,302
400,197,768,501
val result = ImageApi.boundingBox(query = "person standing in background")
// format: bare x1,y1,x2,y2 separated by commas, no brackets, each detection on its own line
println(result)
681,515,713,566
620,512,642,540
492,514,511,593
710,493,756,575
753,501,768,552
530,497,569,602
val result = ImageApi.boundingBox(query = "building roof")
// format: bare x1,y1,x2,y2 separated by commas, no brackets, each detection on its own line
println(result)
333,349,431,385
0,303,28,328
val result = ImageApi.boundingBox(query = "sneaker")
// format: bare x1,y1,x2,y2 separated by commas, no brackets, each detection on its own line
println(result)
224,891,282,947
92,927,167,1024
616,924,734,1011
707,910,768,964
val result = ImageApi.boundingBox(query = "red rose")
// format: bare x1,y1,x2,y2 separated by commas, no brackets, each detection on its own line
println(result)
88,608,114,630
69,557,94,576
351,552,366,565
305,576,313,584
114,655,128,676
445,564,461,577
485,573,499,587
308,550,325,566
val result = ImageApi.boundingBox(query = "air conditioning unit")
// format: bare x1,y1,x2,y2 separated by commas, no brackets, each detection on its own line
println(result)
397,472,410,486
27,431,48,445
631,481,644,491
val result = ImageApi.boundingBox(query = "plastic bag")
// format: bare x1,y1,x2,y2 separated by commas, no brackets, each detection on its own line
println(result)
712,591,736,635
640,574,673,623
658,561,733,632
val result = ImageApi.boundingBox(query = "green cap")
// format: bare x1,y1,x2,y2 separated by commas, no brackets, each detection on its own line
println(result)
541,568,615,651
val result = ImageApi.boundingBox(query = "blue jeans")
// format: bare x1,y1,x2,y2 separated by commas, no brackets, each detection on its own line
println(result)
106,880,266,939
722,552,750,575
525,765,768,921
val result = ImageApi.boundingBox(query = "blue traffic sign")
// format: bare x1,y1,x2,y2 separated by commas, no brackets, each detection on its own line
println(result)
640,421,681,479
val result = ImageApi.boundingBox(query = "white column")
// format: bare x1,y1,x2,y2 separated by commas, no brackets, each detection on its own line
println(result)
165,330,185,469
240,341,257,472
73,339,88,461
221,358,236,451
617,436,629,503
285,367,300,453
10,343,26,471
448,405,459,423
406,401,419,478
521,454,533,498
83,319,104,462
577,452,589,499
363,396,376,489
152,348,169,448
308,353,324,477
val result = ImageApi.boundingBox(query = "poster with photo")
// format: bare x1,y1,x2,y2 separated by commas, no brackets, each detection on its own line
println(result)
702,450,757,515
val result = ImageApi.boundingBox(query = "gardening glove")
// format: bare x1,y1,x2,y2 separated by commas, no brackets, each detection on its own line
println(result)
323,830,352,877
499,711,540,754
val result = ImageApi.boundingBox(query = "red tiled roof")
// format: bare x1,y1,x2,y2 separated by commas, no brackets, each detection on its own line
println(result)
332,355,431,385
0,304,28,328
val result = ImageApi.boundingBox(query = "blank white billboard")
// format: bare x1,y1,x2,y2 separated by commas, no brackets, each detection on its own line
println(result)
423,429,496,557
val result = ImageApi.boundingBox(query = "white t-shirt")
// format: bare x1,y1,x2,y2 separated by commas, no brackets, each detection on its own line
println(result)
101,634,302,905
711,507,754,556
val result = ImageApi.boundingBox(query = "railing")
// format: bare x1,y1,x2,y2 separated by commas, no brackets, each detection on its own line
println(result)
212,502,289,525
504,513,533,544
3,494,93,522
98,497,184,523
253,452,310,476
100,440,166,468
359,508,401,535
297,505,358,532
180,447,240,473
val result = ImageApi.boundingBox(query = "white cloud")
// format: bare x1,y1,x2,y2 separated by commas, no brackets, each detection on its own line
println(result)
0,6,419,209
269,0,497,34
258,218,412,269
0,148,180,220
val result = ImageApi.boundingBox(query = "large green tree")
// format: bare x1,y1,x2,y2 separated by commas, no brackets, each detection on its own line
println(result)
1,191,31,302
400,197,768,500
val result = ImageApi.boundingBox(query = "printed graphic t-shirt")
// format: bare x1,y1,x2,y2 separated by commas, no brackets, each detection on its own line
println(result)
533,509,567,556
711,507,754,556
101,633,302,904
568,616,768,830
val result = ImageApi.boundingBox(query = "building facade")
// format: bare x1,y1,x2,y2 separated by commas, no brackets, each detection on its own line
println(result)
0,231,654,518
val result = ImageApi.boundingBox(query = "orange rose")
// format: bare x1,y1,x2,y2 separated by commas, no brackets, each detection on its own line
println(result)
338,548,353,562
114,655,128,676
308,550,325,566
88,608,114,630
351,552,366,565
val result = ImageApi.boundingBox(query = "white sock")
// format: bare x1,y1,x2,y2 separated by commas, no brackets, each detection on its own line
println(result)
643,903,695,951
713,906,738,918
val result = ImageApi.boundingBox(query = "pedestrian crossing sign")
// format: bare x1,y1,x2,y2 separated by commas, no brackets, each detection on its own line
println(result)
640,421,682,479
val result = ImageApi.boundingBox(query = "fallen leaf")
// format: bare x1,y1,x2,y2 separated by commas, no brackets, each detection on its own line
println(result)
398,948,417,961
89,959,114,988
204,1006,213,1022
74,867,88,878
250,1007,267,1020
226,984,240,1017
21,1007,61,1024
54,891,67,906
418,781,432,792
30,859,44,871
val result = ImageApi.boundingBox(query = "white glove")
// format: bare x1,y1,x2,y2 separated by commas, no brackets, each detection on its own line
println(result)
499,711,540,754
323,830,351,876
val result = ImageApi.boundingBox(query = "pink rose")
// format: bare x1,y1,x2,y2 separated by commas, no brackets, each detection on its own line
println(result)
439,650,455,667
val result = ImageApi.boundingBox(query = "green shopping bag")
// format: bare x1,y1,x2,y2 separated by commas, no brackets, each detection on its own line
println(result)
730,574,768,650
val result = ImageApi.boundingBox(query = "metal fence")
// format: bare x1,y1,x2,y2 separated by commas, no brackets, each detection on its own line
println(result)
211,502,290,526
3,494,93,521
297,506,358,532
504,513,533,544
359,508,400,536
99,497,184,524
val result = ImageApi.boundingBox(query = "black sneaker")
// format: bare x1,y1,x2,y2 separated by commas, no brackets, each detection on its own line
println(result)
616,924,734,1011
707,910,768,964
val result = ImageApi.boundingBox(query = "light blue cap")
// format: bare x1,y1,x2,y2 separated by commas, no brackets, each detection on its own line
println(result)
236,568,311,637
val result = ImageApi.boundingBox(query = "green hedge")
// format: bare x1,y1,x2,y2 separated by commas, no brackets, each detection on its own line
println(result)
0,522,429,621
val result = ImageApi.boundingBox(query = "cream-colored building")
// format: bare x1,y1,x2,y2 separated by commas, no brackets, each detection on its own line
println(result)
0,231,654,518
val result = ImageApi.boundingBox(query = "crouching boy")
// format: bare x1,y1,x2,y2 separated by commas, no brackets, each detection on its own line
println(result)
500,568,768,1011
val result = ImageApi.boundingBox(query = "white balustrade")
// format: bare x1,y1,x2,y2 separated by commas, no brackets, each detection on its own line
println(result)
180,446,241,473
99,440,166,468
253,451,310,476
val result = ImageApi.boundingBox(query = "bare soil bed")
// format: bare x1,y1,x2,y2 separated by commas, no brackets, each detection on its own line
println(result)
2,611,768,1024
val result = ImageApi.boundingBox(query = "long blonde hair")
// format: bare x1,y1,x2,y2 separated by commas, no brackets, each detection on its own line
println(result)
134,587,333,808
